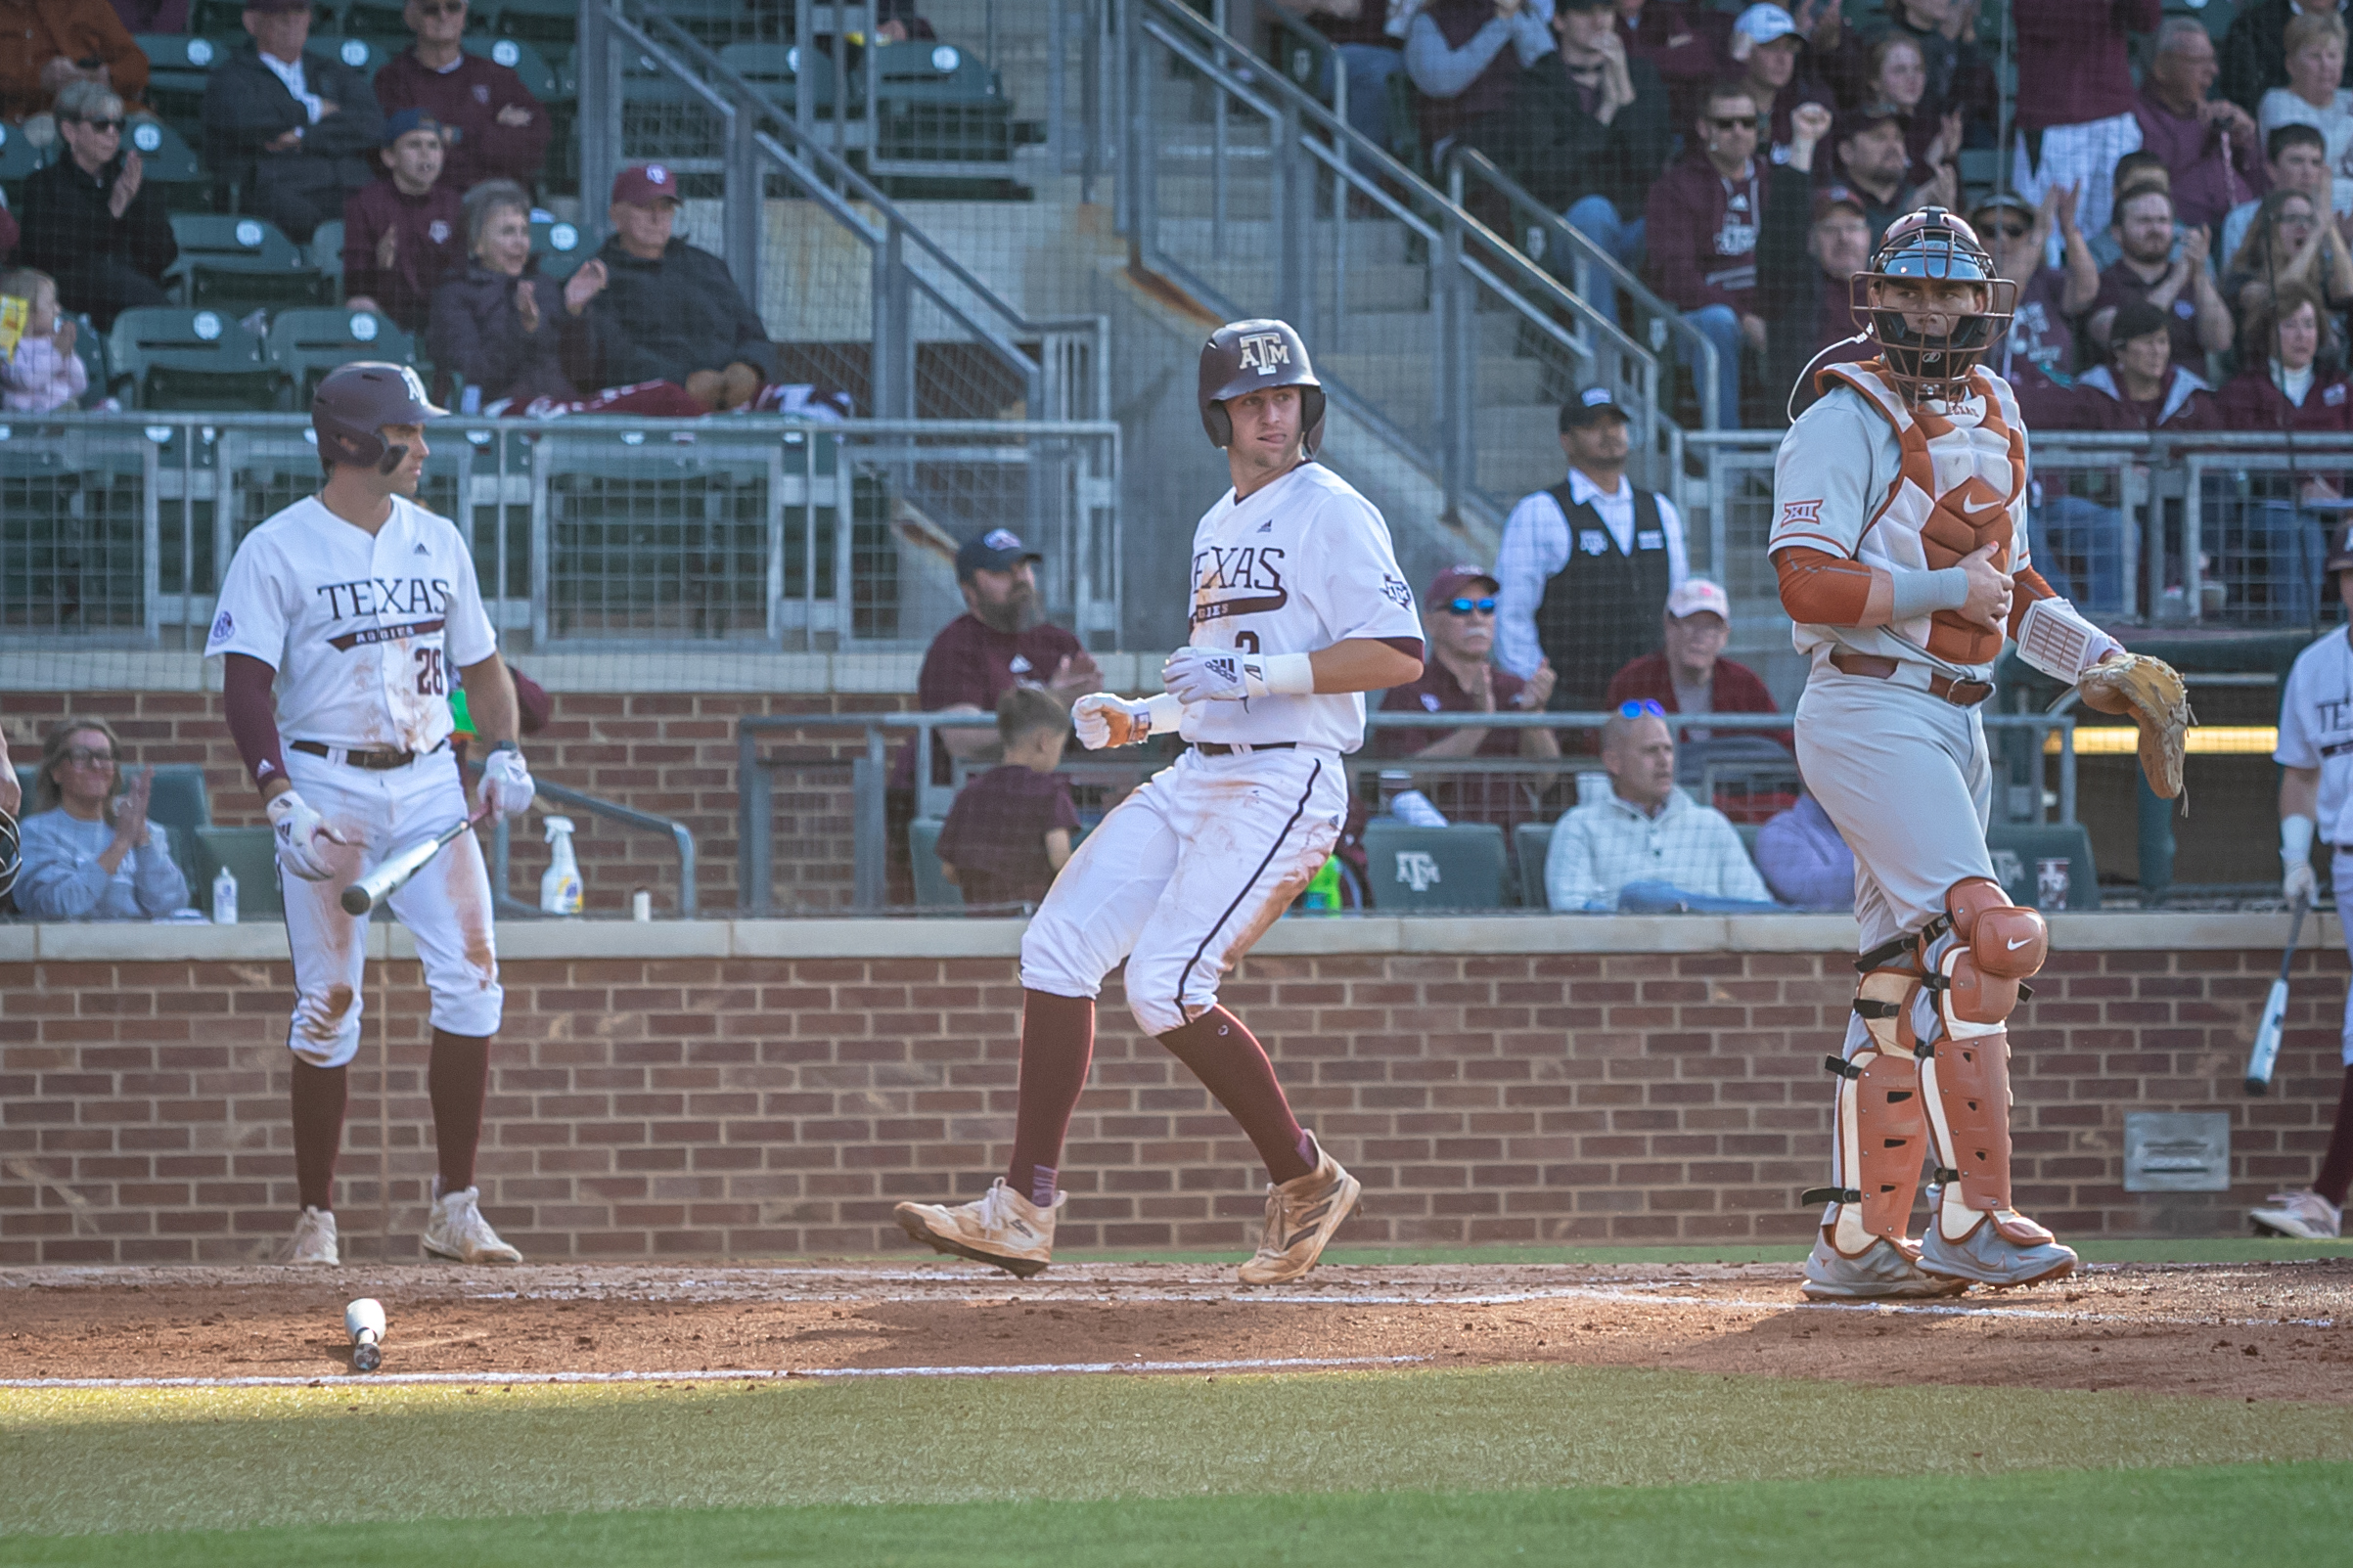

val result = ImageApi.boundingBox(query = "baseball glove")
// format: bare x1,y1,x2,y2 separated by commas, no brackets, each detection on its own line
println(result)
2076,652,2191,799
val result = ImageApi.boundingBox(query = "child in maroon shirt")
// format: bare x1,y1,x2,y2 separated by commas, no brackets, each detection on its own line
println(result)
935,687,1079,911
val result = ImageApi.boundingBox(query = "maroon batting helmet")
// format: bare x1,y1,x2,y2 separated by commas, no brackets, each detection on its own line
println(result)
313,362,445,473
1199,318,1326,458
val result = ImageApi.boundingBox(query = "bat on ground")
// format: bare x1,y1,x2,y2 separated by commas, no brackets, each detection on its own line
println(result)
2244,894,2311,1096
339,808,492,916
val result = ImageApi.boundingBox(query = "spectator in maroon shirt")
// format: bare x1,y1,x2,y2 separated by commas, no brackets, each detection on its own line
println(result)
1975,188,2100,390
2136,18,2266,234
1760,106,1876,418
340,111,464,335
1612,0,1732,126
373,0,551,197
1646,80,1769,426
2087,184,2236,366
2218,282,2342,624
1603,577,1786,748
2047,299,2223,432
1405,0,1555,169
933,687,1079,911
1370,564,1561,830
2011,0,2164,240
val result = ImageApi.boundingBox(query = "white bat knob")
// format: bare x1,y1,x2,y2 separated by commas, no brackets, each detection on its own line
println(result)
346,1297,386,1372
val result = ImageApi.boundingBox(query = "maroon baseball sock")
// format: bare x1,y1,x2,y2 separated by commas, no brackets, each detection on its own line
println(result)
290,1059,347,1212
1007,991,1095,1208
429,1029,492,1196
2313,1065,2353,1207
1159,1007,1314,1185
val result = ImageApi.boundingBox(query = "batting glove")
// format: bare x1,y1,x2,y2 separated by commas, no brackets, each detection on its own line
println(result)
1072,692,1182,750
2285,861,2319,907
482,744,535,823
1162,646,1316,704
266,789,347,882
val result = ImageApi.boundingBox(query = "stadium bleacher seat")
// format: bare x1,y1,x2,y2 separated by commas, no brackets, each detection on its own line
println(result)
67,314,108,410
137,34,228,131
106,307,281,411
719,41,845,116
1513,822,1553,911
124,117,209,205
166,213,330,315
316,36,395,82
467,36,563,102
196,826,283,918
530,217,595,279
1362,822,1509,911
874,42,1012,165
489,0,584,47
267,308,416,407
307,219,346,294
1985,821,2102,912
0,119,51,198
907,819,962,909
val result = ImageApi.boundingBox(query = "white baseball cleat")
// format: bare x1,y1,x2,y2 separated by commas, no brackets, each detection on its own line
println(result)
894,1179,1060,1277
2249,1189,2343,1240
287,1205,339,1266
423,1186,522,1264
1800,1232,1970,1300
1237,1142,1361,1285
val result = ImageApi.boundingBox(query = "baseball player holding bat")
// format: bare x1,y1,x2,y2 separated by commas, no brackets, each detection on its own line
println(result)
2253,520,2353,1240
894,319,1425,1282
1773,209,2189,1298
205,362,535,1267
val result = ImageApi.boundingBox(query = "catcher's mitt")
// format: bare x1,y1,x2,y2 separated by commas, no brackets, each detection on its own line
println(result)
2076,652,2191,799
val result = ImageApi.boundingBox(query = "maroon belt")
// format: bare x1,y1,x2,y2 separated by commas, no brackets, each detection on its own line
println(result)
1830,650,1993,707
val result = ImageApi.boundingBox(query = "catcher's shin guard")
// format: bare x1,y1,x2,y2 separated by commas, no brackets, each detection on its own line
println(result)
1804,961,1930,1255
1919,879,2050,1242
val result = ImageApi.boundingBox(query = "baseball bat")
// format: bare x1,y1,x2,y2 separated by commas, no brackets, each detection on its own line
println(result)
2244,894,2311,1096
339,808,492,917
345,1297,385,1372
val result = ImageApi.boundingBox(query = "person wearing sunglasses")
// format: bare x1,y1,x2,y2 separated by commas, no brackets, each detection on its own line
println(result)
1371,564,1560,831
1643,79,1768,427
15,77,177,332
1968,190,2099,392
201,0,385,246
2133,18,2263,235
11,717,190,921
374,0,551,197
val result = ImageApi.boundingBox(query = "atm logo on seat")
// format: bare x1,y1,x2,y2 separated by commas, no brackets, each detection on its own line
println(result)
1239,333,1290,374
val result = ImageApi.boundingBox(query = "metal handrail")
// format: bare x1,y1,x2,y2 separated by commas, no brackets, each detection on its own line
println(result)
482,773,699,918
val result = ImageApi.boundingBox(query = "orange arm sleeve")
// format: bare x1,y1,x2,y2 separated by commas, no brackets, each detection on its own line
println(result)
1773,546,1895,628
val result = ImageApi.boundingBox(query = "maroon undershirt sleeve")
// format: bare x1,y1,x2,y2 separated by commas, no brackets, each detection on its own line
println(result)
1375,636,1425,666
222,652,290,791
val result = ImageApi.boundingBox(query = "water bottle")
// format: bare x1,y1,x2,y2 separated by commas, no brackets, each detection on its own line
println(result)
211,864,238,925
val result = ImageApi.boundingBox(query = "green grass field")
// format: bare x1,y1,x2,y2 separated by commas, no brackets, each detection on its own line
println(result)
9,1361,2352,1565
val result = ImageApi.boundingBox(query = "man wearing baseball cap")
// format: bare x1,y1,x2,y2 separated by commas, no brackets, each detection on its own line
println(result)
1968,189,2098,390
1369,564,1561,830
339,110,463,334
1833,102,1939,246
1727,4,1829,159
202,0,385,244
1494,386,1689,723
1759,112,1876,420
565,163,777,411
1603,577,1786,749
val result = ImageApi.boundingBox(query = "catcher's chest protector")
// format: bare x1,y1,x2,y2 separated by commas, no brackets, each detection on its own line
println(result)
1823,362,2028,668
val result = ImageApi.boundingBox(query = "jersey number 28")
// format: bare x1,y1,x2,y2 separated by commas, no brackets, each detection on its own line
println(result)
414,646,446,696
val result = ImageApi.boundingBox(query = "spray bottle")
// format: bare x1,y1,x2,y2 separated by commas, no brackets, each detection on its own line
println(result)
540,816,582,916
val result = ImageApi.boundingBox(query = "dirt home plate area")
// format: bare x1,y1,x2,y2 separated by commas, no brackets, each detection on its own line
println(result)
5,1258,2351,1402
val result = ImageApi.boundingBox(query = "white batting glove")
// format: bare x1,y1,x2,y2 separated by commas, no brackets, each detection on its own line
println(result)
2285,860,2319,907
481,744,535,822
1071,693,1146,750
1162,646,1249,703
266,789,348,882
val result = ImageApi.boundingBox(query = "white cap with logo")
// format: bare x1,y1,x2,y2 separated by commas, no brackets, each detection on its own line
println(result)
1665,578,1733,622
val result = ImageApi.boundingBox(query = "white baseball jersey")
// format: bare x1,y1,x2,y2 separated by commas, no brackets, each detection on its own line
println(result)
205,495,497,756
1182,462,1423,751
2276,626,2353,844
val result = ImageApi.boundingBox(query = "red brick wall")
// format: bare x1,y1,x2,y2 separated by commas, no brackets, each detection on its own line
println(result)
0,690,915,914
3,941,2342,1264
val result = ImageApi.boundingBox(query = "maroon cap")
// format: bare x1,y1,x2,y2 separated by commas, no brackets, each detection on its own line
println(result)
611,162,683,207
1427,564,1499,605
1811,184,1866,224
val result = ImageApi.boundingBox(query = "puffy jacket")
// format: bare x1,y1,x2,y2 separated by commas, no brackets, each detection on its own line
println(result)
427,260,594,407
581,235,774,389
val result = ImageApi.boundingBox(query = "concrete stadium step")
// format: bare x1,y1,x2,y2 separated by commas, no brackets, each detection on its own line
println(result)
1320,352,1552,411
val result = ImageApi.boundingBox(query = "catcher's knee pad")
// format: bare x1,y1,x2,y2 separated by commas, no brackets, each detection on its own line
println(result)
1939,877,2046,1025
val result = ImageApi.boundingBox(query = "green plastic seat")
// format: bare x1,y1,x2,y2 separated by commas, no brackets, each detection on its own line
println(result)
908,818,963,910
166,212,330,315
308,218,345,290
266,307,418,407
314,36,394,81
1513,821,1553,910
1361,822,1509,912
106,307,282,411
1984,822,2103,912
467,35,562,102
0,120,47,194
718,40,845,113
530,217,595,280
122,116,207,197
136,34,228,125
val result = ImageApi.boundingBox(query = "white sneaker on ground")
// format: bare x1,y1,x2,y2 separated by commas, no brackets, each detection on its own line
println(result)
894,1179,1060,1277
423,1186,522,1264
288,1205,339,1265
1237,1142,1361,1285
2250,1189,2343,1240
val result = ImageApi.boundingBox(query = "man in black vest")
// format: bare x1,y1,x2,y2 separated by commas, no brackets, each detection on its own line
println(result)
1494,386,1692,720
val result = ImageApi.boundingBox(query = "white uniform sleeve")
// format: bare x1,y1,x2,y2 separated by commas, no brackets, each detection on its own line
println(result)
2276,652,2321,769
1771,393,1878,560
1494,491,1570,678
204,533,293,668
438,518,498,667
1309,489,1424,645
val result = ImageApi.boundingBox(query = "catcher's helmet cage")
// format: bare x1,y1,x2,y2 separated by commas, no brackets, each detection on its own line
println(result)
1199,319,1327,458
1849,207,2015,402
2328,520,2353,597
313,362,446,473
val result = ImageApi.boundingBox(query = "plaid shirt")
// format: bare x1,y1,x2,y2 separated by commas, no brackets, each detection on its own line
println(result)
1543,786,1768,912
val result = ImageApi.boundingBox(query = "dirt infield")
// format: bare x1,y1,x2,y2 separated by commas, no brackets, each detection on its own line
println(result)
6,1259,2351,1403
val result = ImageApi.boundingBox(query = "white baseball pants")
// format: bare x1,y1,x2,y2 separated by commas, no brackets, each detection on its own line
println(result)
1020,744,1346,1037
280,747,502,1068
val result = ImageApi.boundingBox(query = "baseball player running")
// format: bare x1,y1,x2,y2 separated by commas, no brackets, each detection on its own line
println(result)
895,319,1424,1282
205,363,536,1267
1773,210,2187,1298
2257,520,2353,1241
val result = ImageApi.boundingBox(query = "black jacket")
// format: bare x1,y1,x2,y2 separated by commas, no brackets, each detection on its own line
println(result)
428,260,596,407
1504,51,1672,221
201,42,385,204
18,151,178,284
582,236,775,388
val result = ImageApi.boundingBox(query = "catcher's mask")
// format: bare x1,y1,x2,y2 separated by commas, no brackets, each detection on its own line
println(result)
1199,319,1326,459
1850,207,2015,403
313,362,445,475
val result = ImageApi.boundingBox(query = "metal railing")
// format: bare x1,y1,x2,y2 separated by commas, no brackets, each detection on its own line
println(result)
738,706,2083,915
486,776,699,918
578,0,1108,426
0,412,1119,650
1112,0,1680,525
